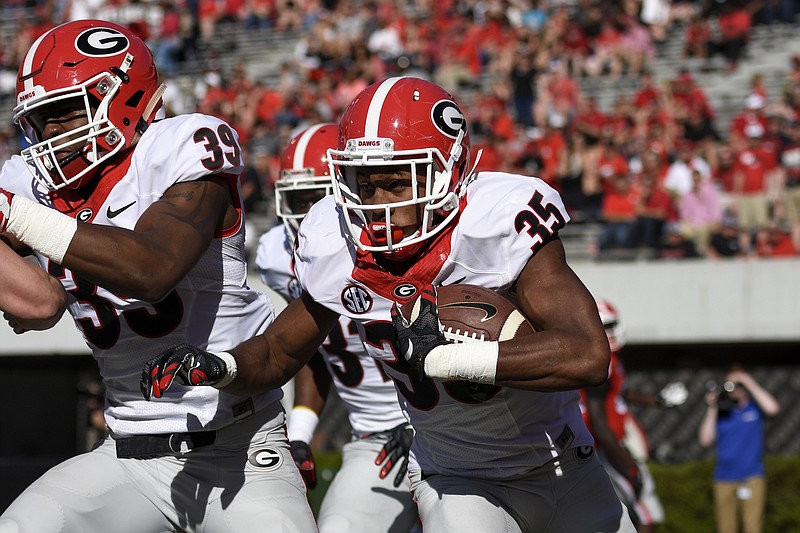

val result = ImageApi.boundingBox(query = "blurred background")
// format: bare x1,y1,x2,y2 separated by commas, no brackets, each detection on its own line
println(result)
0,0,798,530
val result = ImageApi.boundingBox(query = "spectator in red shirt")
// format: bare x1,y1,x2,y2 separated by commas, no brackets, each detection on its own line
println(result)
732,126,774,252
561,19,591,77
671,70,716,124
633,171,672,256
713,142,738,196
756,224,797,257
684,13,713,67
715,3,752,72
573,95,607,145
633,70,661,109
598,172,640,259
729,94,769,147
597,133,631,193
779,119,800,250
544,61,583,129
535,117,567,188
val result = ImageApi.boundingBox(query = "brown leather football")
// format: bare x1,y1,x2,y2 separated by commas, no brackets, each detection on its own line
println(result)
401,284,536,342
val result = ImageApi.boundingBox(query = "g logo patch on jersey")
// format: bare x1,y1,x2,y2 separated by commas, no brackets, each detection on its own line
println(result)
75,28,130,57
392,283,417,300
431,100,466,139
575,445,594,462
77,208,93,222
246,446,284,471
341,284,373,314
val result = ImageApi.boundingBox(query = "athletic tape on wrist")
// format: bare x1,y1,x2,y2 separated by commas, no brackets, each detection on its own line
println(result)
7,195,77,264
424,341,499,384
288,406,320,443
211,351,238,389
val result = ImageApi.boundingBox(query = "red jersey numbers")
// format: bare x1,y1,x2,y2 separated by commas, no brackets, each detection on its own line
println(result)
194,124,242,171
513,190,566,252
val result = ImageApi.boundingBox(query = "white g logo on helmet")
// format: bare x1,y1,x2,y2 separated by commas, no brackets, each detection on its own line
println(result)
75,28,130,57
431,100,466,139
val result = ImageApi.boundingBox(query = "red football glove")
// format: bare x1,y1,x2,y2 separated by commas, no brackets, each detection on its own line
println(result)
140,343,230,400
375,423,413,487
290,440,317,490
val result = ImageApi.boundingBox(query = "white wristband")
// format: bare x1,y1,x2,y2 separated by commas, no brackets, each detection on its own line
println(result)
7,195,77,264
424,341,499,384
287,406,320,443
211,351,238,389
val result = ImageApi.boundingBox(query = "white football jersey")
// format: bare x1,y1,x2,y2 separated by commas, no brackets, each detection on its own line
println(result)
294,171,593,479
0,114,281,436
255,225,407,435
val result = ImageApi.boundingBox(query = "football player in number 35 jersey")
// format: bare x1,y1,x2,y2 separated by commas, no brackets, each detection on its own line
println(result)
0,19,316,533
255,122,418,532
142,77,637,532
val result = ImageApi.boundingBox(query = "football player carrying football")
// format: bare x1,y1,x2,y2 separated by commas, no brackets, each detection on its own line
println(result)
0,20,316,532
255,123,418,532
142,77,636,532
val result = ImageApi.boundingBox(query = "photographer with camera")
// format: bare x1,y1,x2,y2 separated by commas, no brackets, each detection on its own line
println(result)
698,363,780,533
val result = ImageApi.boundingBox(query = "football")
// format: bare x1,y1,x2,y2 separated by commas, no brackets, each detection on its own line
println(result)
400,284,536,343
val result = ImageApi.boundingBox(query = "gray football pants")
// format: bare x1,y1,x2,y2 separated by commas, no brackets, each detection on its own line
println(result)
0,402,318,533
410,446,637,533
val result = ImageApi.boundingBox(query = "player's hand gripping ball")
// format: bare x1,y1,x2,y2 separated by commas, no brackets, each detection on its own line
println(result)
391,286,449,380
392,284,535,387
399,284,536,343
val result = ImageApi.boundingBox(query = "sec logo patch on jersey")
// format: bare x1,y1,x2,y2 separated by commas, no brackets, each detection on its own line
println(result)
341,284,373,314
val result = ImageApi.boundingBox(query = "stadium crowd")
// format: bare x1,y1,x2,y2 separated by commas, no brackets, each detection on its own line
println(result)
1,0,799,260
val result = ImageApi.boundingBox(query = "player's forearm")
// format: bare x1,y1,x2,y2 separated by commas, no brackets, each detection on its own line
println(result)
63,225,204,301
224,298,337,395
495,331,609,390
17,275,68,330
222,335,303,395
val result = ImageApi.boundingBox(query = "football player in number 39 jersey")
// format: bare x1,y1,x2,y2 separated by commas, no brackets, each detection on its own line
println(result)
0,20,316,533
255,123,418,532
142,77,637,532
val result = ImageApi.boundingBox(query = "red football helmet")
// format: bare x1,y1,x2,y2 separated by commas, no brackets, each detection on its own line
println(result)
328,77,471,260
275,123,336,237
13,19,165,191
597,299,626,351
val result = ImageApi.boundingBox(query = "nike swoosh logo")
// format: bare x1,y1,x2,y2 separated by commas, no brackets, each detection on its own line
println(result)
106,201,136,219
439,302,498,322
442,276,467,286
